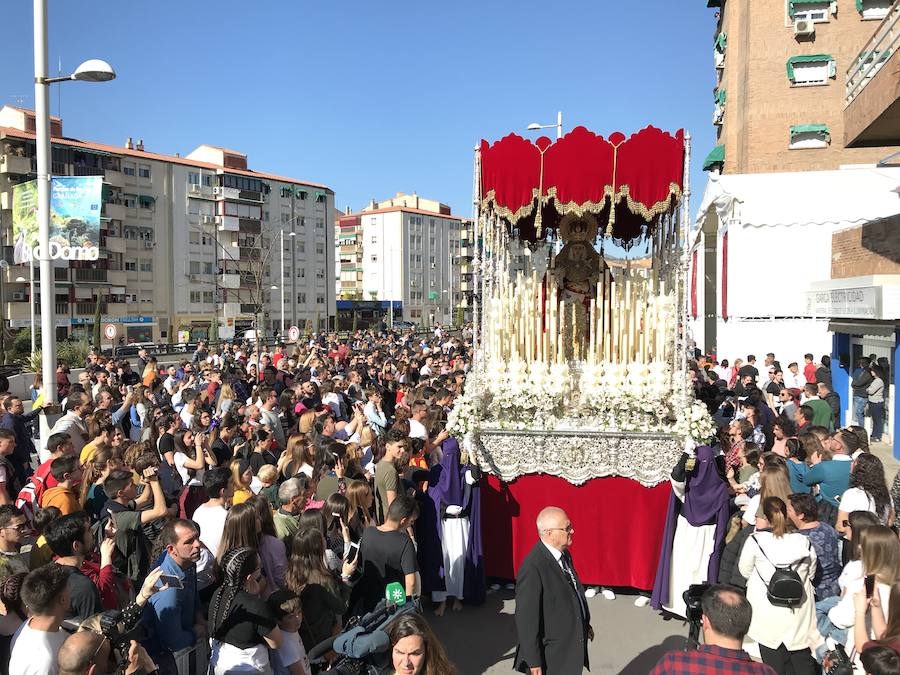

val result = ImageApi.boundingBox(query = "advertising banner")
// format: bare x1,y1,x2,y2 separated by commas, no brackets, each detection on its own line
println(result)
12,176,103,263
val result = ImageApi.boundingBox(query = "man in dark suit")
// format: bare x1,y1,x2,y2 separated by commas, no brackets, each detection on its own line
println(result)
515,506,593,674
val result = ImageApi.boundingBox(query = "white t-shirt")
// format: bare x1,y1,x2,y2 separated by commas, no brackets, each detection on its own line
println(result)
742,494,761,525
408,418,428,440
192,503,228,559
838,487,890,523
10,619,67,675
276,630,312,675
174,451,204,487
180,407,195,429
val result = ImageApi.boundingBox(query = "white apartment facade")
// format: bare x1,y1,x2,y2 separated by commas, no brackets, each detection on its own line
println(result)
352,194,470,324
0,106,335,344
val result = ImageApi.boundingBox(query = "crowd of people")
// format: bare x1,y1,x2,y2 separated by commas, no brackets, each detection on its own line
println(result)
651,351,898,675
0,326,475,675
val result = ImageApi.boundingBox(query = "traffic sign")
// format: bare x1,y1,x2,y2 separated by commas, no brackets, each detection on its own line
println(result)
288,325,300,342
103,324,117,340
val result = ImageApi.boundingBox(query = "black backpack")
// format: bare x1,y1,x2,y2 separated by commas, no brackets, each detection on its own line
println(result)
752,534,810,609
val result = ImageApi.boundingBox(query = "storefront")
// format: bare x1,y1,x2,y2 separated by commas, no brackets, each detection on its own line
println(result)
70,315,158,345
806,277,900,458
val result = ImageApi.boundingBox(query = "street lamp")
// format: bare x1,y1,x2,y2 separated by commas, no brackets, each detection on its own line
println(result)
33,0,115,406
280,229,296,335
527,111,564,139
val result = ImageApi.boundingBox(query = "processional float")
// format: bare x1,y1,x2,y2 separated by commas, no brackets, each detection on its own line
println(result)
449,126,714,489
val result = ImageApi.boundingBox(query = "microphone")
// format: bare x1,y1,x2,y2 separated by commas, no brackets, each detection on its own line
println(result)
385,582,407,606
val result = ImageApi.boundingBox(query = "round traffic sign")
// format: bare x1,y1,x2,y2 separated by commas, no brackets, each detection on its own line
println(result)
288,325,300,342
103,323,117,340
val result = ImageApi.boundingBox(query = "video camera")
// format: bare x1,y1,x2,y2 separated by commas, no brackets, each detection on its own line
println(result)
682,583,710,650
309,583,421,675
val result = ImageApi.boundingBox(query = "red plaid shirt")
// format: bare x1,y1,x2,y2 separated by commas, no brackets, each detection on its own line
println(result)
650,645,778,675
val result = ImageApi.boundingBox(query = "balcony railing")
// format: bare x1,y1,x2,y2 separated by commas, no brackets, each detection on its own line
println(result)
74,268,108,283
75,302,107,315
239,219,262,234
72,165,105,177
846,1,900,107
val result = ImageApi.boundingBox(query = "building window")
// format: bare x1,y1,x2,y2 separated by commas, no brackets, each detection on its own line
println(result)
788,1,832,21
203,262,215,274
190,291,201,303
189,261,201,274
858,0,891,19
281,187,292,198
125,259,137,272
297,269,305,279
138,195,154,210
297,241,306,254
188,172,200,185
316,219,324,230
123,164,136,176
189,232,200,244
297,292,307,304
203,291,214,303
316,244,325,255
138,164,151,179
316,269,325,279
789,124,830,149
297,190,307,200
787,55,836,86
123,195,137,209
316,295,325,304
139,259,152,272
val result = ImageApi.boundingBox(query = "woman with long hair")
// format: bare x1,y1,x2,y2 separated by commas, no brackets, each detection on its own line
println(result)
854,581,900,656
743,459,792,528
280,434,316,480
156,413,180,468
230,457,254,506
79,445,122,520
248,495,288,589
385,612,457,675
208,547,282,675
346,479,374,538
141,357,158,387
836,454,895,535
323,493,353,561
739,496,818,673
285,527,357,652
174,427,213,519
828,524,900,660
216,381,236,418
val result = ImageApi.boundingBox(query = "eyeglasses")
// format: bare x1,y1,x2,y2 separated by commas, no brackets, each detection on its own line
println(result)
2,523,30,533
544,526,574,534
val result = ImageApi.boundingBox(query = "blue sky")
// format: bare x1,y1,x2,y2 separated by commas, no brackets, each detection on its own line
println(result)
2,1,717,229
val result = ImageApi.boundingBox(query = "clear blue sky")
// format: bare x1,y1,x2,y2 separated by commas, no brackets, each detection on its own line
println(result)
1,0,718,225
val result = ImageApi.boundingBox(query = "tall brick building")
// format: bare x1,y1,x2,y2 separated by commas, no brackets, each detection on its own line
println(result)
691,0,900,451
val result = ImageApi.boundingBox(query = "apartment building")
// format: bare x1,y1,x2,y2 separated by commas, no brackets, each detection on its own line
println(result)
0,106,335,344
335,193,473,328
705,0,895,173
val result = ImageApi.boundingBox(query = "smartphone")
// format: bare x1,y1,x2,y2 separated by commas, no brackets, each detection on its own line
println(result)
865,574,876,598
159,574,184,590
345,541,360,564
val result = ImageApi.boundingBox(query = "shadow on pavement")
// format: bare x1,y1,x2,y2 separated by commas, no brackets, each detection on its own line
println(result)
426,590,517,674
618,634,690,674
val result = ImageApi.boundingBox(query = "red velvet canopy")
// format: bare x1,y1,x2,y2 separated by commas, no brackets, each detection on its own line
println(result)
480,125,684,245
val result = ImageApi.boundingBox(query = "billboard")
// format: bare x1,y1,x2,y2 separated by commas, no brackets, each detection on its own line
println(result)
12,176,103,264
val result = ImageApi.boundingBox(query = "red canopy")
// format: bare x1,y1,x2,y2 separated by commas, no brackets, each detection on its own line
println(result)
480,125,684,244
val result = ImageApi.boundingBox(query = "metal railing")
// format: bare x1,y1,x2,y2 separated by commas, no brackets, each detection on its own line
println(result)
846,0,899,107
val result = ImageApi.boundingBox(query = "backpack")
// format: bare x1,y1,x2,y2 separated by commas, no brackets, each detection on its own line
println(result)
752,534,809,609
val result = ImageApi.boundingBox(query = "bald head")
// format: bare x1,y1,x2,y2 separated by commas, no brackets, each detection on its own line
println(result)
536,506,574,552
58,630,108,675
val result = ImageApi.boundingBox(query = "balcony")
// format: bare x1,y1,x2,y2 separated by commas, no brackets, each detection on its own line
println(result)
239,247,261,261
103,169,125,188
218,216,239,232
187,184,215,199
74,268,108,283
239,218,261,234
0,154,32,176
105,236,126,254
108,270,127,285
219,273,240,289
75,301,107,315
460,280,473,292
845,1,900,146
240,303,258,315
457,247,472,259
102,202,126,221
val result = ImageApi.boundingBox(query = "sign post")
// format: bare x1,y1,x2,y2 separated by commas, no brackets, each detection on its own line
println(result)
287,325,300,343
103,323,117,343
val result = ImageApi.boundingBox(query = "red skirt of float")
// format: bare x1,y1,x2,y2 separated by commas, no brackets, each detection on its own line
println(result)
481,473,670,589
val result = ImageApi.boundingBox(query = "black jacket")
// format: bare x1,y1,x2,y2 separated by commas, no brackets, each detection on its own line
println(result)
823,392,841,422
718,524,753,589
851,368,874,398
514,542,590,674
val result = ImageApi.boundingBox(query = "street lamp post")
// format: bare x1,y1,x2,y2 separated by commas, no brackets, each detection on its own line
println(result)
33,0,115,405
527,111,563,139
280,228,296,335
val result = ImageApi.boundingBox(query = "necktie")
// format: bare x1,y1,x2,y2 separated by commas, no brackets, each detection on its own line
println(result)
561,552,587,620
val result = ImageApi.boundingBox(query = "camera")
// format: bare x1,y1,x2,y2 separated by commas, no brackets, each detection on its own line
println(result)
99,609,149,654
682,583,710,650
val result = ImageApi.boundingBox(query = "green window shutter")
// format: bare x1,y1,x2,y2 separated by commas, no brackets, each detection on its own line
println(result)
786,54,835,80
715,32,727,52
702,145,725,171
296,189,307,199
714,89,727,105
856,0,864,12
790,124,830,140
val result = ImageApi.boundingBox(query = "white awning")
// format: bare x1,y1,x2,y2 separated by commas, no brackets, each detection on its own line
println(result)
696,166,900,232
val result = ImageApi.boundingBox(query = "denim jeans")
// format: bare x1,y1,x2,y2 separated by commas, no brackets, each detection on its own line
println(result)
853,395,868,426
814,595,848,662
869,401,885,441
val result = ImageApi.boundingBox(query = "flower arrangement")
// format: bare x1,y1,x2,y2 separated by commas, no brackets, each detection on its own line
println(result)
674,398,717,444
446,392,481,438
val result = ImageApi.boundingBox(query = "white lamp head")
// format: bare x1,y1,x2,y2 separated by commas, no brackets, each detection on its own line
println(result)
72,59,116,83
526,123,542,131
